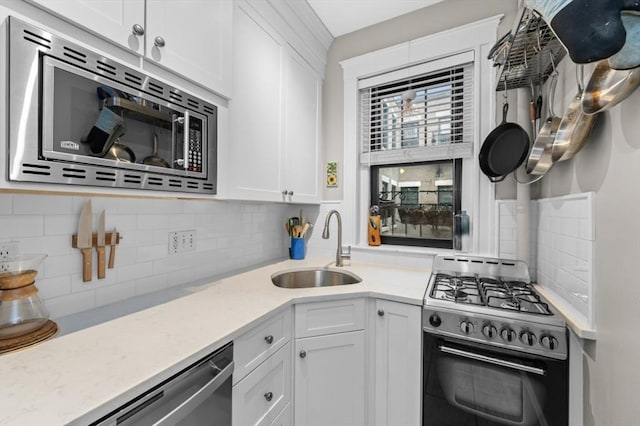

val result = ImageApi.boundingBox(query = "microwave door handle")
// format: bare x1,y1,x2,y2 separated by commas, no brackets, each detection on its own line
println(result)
152,360,233,426
439,345,546,376
183,110,190,171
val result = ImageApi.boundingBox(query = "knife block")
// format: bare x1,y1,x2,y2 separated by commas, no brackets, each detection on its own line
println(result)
71,232,122,281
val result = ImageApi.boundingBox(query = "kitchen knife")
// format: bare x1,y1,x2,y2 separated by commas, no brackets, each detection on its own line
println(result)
77,200,93,282
97,210,106,279
108,227,117,269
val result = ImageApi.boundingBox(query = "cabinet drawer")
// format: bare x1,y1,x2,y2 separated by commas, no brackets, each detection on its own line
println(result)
234,308,292,383
232,342,292,426
269,402,292,426
295,298,365,338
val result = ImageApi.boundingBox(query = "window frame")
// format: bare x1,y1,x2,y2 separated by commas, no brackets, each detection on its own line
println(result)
339,15,502,255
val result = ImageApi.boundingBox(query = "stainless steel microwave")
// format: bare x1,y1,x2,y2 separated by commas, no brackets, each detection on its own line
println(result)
7,17,217,194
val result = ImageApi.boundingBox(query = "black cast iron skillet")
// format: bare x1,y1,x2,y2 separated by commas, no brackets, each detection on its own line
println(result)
479,102,530,183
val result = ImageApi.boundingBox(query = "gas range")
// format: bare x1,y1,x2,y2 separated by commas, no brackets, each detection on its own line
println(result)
423,255,567,360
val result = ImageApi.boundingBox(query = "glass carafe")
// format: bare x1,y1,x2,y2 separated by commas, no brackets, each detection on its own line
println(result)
0,254,49,339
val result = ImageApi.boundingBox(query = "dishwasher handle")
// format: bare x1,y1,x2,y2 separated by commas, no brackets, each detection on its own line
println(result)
153,360,234,426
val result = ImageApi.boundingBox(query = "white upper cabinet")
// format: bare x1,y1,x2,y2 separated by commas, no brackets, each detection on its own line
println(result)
25,0,232,97
25,0,146,53
225,1,321,203
282,50,321,203
145,0,232,96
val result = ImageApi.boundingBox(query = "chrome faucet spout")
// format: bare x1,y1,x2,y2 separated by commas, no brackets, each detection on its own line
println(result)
322,210,350,267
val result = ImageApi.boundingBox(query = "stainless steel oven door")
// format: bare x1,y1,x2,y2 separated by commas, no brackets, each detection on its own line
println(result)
423,333,568,426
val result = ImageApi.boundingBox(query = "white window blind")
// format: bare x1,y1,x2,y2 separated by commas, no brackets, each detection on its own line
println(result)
359,53,474,165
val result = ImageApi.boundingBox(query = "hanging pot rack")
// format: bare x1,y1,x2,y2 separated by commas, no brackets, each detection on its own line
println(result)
492,7,567,91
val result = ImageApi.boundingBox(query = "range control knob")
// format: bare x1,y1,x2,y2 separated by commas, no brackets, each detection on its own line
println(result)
460,320,474,335
540,335,559,350
500,327,517,342
482,324,497,339
520,330,537,346
429,314,442,327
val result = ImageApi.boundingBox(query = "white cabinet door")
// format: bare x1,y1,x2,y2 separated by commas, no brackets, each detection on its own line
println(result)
295,331,366,426
282,50,321,203
228,1,284,201
145,0,232,95
26,0,145,53
225,1,321,203
372,299,422,426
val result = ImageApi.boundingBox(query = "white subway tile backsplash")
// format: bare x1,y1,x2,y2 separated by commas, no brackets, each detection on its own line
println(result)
0,216,44,238
496,192,595,330
0,193,296,319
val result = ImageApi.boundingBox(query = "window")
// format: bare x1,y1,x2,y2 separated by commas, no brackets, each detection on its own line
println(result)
360,54,473,248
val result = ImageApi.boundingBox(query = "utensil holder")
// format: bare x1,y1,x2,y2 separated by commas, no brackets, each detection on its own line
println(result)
290,237,306,260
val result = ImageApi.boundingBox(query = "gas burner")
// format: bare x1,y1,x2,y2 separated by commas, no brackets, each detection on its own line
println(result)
443,287,469,301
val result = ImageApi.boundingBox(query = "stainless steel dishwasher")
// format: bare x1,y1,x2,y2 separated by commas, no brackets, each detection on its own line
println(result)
93,342,233,426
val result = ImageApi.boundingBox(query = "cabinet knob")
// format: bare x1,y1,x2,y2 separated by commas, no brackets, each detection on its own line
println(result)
282,190,288,196
377,309,385,317
264,391,273,402
132,24,145,36
264,335,274,344
154,36,166,47
299,350,306,358
288,190,294,196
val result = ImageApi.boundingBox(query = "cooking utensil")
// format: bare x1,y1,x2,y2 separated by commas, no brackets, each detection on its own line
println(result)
97,210,106,279
526,70,561,175
299,223,311,238
478,101,530,183
582,60,640,114
143,132,170,168
608,12,640,70
105,141,136,163
108,227,117,269
552,65,598,162
77,200,93,282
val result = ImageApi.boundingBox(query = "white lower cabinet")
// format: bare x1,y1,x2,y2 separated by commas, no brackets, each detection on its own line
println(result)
293,299,367,426
371,299,422,426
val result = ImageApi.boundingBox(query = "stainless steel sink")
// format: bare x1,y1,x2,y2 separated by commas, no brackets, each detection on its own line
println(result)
271,268,362,288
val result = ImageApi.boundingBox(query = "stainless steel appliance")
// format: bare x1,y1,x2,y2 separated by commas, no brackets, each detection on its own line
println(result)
422,255,568,426
7,17,217,194
93,342,233,426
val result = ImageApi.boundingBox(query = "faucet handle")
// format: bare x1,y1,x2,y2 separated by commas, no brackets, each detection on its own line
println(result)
341,245,351,260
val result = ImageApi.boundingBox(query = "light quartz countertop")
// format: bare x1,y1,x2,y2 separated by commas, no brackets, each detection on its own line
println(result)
0,258,430,426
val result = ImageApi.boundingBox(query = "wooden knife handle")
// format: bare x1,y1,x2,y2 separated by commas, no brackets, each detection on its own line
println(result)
108,245,116,269
97,246,106,279
81,247,92,282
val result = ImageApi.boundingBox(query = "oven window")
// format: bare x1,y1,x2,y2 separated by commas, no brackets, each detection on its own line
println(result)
423,335,568,426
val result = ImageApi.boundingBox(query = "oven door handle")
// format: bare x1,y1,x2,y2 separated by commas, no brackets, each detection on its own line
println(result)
439,345,546,376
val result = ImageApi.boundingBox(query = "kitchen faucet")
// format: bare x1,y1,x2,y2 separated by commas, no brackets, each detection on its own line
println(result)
322,210,351,267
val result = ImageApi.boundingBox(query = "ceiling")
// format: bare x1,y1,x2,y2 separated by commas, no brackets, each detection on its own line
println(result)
306,0,448,37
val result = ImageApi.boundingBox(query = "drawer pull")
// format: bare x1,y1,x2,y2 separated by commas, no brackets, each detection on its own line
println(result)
264,335,274,344
264,391,273,402
299,350,307,358
377,309,385,317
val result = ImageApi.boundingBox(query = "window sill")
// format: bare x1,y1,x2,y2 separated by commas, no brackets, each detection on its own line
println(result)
350,243,457,258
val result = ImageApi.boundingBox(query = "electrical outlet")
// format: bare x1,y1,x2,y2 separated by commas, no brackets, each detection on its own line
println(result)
168,230,196,254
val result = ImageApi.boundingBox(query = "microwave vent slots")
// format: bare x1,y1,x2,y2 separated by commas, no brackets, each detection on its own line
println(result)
186,181,199,189
168,179,182,188
148,82,165,97
96,60,117,76
203,106,215,115
147,176,164,186
62,46,87,64
187,99,199,108
169,91,183,102
21,163,51,176
22,29,51,49
124,72,143,87
62,167,87,179
95,171,117,182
